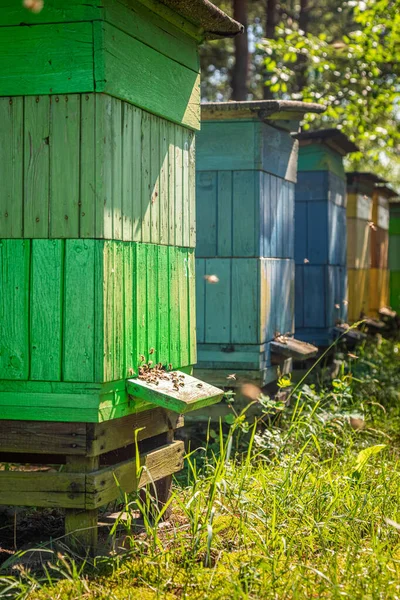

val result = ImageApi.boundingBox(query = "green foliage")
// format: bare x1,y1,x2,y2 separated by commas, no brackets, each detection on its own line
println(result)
259,0,400,188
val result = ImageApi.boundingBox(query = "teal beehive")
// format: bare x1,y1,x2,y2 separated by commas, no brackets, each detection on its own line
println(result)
294,129,358,346
195,101,324,388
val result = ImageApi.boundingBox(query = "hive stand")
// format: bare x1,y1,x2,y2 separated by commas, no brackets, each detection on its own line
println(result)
294,129,358,347
0,0,243,551
194,101,324,392
389,199,400,313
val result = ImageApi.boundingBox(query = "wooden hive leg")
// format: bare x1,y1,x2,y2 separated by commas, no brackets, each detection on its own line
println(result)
153,430,174,517
65,455,99,553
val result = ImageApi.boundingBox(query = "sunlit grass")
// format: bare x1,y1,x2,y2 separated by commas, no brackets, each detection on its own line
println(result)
1,338,400,599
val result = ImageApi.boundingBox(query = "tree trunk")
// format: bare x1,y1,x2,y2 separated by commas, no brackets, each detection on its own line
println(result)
295,0,310,93
264,0,277,99
231,0,249,100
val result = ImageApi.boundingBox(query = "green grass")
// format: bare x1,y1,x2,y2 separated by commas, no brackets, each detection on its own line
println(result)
1,338,400,599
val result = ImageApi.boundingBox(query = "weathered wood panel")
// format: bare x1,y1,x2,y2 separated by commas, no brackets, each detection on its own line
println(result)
0,94,195,244
0,23,94,96
348,268,369,321
0,240,195,385
95,22,200,130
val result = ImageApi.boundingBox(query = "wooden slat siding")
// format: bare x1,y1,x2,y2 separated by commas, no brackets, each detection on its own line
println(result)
280,260,295,335
390,271,400,312
159,119,169,246
295,265,304,329
136,243,148,364
297,145,345,179
303,266,326,328
122,100,133,241
178,248,190,366
307,201,328,264
50,95,80,237
132,105,143,242
168,246,180,369
141,110,151,243
182,128,190,248
96,94,112,239
0,240,30,380
204,258,231,344
114,242,125,379
63,240,95,382
195,259,206,344
187,250,197,365
0,0,100,26
189,132,196,248
175,128,184,247
287,184,295,260
260,259,270,342
196,121,256,172
80,94,96,238
259,122,299,183
216,171,233,257
30,240,63,381
196,171,217,257
150,113,160,245
260,172,271,258
167,120,176,246
338,206,347,267
389,235,400,270
326,266,339,329
157,244,170,365
232,259,259,343
0,98,23,237
233,171,257,257
124,242,136,376
295,171,328,202
276,178,284,258
347,218,371,270
93,239,105,382
269,175,278,258
0,23,94,97
146,243,158,364
348,268,369,322
102,241,115,381
0,471,85,509
95,23,200,131
111,97,123,240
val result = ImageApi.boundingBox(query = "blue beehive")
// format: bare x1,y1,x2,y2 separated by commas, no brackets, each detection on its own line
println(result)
294,129,358,346
195,101,324,388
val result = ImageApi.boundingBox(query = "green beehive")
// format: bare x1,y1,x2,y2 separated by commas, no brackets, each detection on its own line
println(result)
0,0,242,549
389,198,400,312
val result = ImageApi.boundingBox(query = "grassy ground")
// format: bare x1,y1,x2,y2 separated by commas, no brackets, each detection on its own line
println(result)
1,337,400,599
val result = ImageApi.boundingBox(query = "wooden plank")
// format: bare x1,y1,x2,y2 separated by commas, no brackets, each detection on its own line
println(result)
103,241,115,381
24,95,50,237
95,23,200,130
0,240,30,380
168,120,176,246
260,172,271,258
187,250,197,365
294,201,307,264
182,127,191,248
347,217,371,269
0,23,94,96
86,441,185,509
0,97,23,237
88,410,183,456
63,240,95,382
102,0,199,73
231,259,259,343
0,0,100,26
141,110,151,242
259,121,299,182
178,248,190,366
217,171,233,256
124,242,136,376
30,239,64,381
111,97,123,240
303,265,326,328
122,101,134,241
233,171,257,257
195,259,206,344
196,171,217,257
307,201,328,264
127,371,223,414
175,127,184,246
79,93,96,238
0,470,85,509
270,175,278,257
205,258,231,344
168,246,180,369
196,120,256,172
50,94,80,237
150,113,161,244
0,420,86,455
65,455,99,551
157,244,170,365
188,132,196,248
113,242,125,380
347,268,369,322
276,178,284,258
146,243,158,364
270,338,317,360
295,264,304,329
159,118,169,245
136,243,148,363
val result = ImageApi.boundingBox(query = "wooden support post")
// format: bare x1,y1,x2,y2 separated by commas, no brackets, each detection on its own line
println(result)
65,455,99,553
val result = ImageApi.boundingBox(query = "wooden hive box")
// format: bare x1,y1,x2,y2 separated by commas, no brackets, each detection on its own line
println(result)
0,0,243,550
369,183,397,316
294,129,357,346
194,101,324,389
389,200,400,312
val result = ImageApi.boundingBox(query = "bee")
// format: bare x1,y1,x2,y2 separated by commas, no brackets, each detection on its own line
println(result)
204,274,219,284
227,374,236,381
348,352,358,359
149,348,155,355
303,258,309,264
